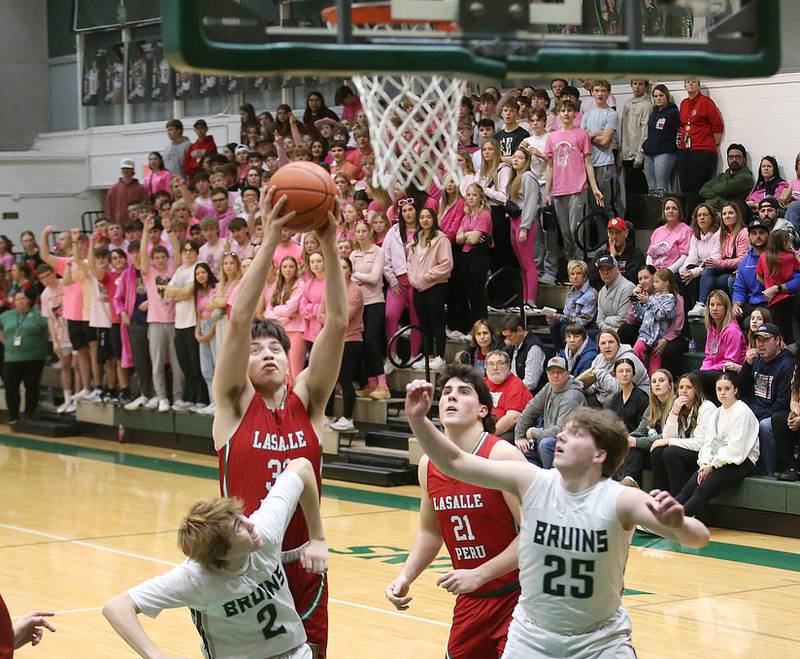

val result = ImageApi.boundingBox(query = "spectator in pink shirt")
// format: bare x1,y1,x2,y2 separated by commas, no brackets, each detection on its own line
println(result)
457,183,493,324
140,216,182,412
198,217,224,277
262,255,306,381
300,251,326,346
646,197,693,273
144,151,173,198
697,289,746,400
272,228,303,270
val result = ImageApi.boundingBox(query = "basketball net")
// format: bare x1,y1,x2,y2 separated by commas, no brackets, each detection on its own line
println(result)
353,74,465,191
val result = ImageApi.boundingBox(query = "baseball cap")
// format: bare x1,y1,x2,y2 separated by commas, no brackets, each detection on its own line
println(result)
759,196,780,210
314,117,339,130
607,217,628,234
120,158,135,169
754,323,782,338
546,356,568,371
595,254,618,269
234,144,249,154
748,217,772,232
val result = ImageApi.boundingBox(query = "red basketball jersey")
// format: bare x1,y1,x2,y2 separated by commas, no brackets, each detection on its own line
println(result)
427,432,519,596
219,386,321,551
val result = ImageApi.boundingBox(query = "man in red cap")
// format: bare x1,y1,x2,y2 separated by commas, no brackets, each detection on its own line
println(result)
599,217,645,286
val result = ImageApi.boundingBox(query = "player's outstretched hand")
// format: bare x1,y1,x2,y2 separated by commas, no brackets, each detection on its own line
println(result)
436,569,484,596
258,184,296,234
300,539,329,574
384,576,412,610
645,489,685,529
13,611,55,648
405,379,434,420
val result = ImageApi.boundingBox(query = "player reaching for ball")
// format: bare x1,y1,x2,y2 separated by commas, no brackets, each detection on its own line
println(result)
211,185,347,658
404,378,710,658
102,458,327,659
385,364,525,659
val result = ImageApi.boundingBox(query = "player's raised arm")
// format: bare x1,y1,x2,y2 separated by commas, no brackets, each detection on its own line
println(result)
294,208,347,417
212,185,295,442
617,487,710,548
405,380,534,499
102,594,183,659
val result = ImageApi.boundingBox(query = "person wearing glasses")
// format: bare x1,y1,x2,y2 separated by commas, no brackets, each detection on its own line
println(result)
176,176,238,238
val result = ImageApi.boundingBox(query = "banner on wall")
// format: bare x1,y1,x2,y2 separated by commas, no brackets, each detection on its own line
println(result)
127,38,173,103
82,37,125,106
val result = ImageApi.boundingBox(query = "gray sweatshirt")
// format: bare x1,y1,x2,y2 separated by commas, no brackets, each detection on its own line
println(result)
597,274,636,331
585,343,650,406
514,377,586,442
163,136,191,176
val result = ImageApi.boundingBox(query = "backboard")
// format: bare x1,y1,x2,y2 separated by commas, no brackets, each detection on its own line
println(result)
162,0,780,80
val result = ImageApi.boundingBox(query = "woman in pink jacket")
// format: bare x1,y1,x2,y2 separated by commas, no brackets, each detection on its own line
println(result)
407,208,454,370
383,198,421,359
300,251,326,346
351,220,389,399
263,255,305,380
698,289,746,401
693,202,749,317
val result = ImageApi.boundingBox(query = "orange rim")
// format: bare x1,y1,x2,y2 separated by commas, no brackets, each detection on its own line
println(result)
321,2,458,32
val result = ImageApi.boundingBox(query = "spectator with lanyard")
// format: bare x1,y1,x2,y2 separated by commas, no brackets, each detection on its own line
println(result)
676,79,724,205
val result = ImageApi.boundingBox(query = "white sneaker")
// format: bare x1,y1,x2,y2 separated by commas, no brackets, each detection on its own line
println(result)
172,399,193,411
72,388,90,401
409,356,427,370
687,302,706,318
189,402,206,413
157,399,171,413
330,417,355,432
144,396,160,410
56,400,70,414
197,403,216,416
428,356,445,370
85,389,103,404
445,328,463,340
124,395,148,411
64,401,77,414
383,358,396,375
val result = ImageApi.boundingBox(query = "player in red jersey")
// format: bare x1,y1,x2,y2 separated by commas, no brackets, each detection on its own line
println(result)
385,363,526,659
213,185,347,659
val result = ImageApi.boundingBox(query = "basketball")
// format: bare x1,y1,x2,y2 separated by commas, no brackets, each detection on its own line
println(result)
269,161,336,233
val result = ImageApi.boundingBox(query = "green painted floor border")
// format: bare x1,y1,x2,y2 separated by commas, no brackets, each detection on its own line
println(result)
2,434,799,572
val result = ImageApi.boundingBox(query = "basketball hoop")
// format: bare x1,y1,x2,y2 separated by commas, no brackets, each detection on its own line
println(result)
324,3,465,191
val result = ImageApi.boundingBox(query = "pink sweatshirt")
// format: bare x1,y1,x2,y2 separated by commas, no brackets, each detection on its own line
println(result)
263,279,305,333
350,244,385,305
713,227,749,270
300,276,325,342
382,224,415,288
685,229,721,279
407,233,453,291
273,240,303,270
700,319,746,370
439,198,467,242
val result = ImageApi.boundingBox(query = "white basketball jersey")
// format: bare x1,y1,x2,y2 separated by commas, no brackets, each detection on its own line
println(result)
516,469,633,633
129,472,307,659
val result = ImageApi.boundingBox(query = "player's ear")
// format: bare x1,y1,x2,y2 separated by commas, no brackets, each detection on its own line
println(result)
478,405,488,419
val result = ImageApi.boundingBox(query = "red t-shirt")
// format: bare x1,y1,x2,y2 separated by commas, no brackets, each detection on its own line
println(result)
485,374,532,420
756,251,800,306
678,93,723,153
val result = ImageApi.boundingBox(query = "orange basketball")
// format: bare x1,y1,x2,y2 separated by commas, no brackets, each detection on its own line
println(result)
269,161,336,233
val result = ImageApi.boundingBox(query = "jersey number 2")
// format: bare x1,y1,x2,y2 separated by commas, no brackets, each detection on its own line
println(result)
256,603,287,640
542,555,595,598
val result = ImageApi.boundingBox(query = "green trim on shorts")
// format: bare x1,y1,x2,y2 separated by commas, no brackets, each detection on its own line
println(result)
299,572,325,621
470,581,521,599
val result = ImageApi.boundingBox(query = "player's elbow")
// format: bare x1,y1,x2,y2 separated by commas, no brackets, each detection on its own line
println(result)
102,594,130,623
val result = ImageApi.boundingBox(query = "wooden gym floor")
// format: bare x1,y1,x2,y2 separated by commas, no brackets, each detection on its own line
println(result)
2,428,800,658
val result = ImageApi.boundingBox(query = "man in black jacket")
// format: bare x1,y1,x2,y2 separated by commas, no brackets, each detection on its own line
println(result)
500,315,547,394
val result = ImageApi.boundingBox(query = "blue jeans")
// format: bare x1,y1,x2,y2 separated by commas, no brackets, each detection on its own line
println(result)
538,436,558,469
759,417,776,476
198,318,217,404
699,267,733,305
643,153,677,193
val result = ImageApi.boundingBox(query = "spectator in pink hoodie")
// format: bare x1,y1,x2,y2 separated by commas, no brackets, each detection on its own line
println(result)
407,208,453,370
263,255,305,380
697,289,746,401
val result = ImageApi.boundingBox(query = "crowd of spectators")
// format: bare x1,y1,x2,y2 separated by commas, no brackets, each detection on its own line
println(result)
3,78,800,497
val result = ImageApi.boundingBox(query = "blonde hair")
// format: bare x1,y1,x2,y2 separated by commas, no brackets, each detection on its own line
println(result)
478,138,503,184
704,289,733,331
507,149,532,201
464,183,488,216
646,369,674,430
178,497,243,569
567,259,588,277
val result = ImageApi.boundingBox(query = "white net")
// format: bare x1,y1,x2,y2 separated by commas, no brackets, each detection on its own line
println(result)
352,74,465,191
